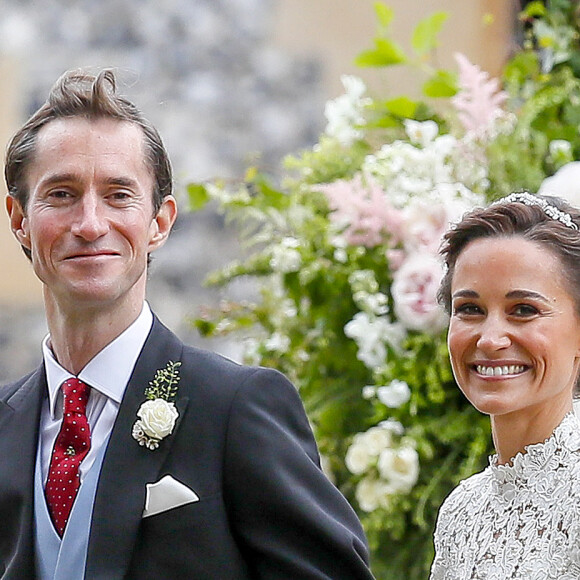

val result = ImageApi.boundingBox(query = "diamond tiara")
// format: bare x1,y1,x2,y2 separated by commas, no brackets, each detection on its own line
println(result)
494,192,578,230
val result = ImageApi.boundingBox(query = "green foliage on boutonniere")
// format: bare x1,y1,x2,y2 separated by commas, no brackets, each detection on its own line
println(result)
144,360,182,402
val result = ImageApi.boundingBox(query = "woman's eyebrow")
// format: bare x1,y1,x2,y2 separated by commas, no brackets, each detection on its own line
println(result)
505,289,550,303
451,289,479,300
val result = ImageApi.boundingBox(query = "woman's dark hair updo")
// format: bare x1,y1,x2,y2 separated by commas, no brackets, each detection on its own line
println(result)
437,194,580,316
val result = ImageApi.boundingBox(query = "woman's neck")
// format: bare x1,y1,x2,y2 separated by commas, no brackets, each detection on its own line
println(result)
491,399,573,465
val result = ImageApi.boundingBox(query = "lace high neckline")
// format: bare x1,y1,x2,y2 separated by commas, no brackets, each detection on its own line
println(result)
489,412,580,493
430,410,580,579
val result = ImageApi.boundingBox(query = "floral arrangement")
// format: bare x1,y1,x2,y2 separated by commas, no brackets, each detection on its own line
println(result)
188,2,580,578
132,361,181,450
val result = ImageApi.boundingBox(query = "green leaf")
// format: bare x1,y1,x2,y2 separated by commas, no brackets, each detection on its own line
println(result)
422,69,457,97
521,1,546,18
355,38,407,68
385,96,418,118
187,183,210,211
411,12,448,56
374,2,394,28
251,174,290,210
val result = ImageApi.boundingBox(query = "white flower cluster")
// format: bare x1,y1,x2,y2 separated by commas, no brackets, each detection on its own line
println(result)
324,75,372,146
363,119,487,209
344,311,406,369
269,237,302,273
363,379,411,408
349,270,389,316
345,421,419,512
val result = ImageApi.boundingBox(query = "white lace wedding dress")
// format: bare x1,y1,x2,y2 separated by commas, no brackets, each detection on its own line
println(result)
430,413,580,579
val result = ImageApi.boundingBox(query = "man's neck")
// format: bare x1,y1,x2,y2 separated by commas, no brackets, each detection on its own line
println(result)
44,292,145,375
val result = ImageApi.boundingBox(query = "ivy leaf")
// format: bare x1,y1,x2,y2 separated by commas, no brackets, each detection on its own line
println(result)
411,12,448,56
355,38,407,68
187,183,210,211
422,69,457,97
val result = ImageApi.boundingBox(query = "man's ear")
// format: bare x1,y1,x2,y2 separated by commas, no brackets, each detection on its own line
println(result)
6,195,31,250
148,195,177,252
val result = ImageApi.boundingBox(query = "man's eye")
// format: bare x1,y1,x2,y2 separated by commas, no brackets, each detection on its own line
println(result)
49,190,70,198
110,191,131,200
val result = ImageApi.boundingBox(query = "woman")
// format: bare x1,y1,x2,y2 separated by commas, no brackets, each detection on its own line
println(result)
430,192,580,579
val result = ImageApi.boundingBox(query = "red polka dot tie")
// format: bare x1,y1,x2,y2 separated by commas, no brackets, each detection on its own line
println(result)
45,378,91,536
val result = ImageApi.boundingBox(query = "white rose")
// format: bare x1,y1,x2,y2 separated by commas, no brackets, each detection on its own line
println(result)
359,425,393,455
355,476,394,512
377,446,419,492
377,380,411,408
379,418,405,436
137,399,179,440
345,440,374,475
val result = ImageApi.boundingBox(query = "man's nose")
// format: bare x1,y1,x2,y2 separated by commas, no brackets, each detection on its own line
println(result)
70,194,109,241
476,316,511,351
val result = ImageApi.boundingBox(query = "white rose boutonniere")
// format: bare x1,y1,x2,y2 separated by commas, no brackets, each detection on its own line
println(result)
132,360,182,450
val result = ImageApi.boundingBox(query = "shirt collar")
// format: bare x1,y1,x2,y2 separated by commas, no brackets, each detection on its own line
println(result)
42,303,154,419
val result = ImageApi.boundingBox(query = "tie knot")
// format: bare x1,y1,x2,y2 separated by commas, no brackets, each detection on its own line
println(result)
62,378,90,414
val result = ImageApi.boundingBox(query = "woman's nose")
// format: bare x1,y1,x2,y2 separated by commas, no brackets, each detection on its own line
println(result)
476,317,511,351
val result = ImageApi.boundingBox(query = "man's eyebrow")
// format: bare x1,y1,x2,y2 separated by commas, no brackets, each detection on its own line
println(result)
103,176,139,188
37,172,79,186
37,173,139,188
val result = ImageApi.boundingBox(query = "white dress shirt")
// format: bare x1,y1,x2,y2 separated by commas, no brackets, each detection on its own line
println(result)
39,303,154,484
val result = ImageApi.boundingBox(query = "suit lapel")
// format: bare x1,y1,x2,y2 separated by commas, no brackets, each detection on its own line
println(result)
0,368,46,578
86,318,189,579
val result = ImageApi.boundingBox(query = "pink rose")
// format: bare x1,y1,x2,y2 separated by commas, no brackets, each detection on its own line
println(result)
391,253,447,333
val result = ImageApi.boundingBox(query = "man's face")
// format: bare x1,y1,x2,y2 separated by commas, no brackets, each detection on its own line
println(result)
8,117,175,311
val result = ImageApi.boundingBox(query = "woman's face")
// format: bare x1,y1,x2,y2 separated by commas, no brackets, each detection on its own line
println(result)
448,236,580,419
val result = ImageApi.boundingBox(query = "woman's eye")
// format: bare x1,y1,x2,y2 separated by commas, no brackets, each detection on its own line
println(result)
453,303,482,316
512,304,538,317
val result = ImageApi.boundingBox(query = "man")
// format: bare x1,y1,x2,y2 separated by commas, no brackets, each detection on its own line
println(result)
0,69,374,579
0,70,372,580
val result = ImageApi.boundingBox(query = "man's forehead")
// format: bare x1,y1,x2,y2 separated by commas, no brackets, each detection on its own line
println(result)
24,117,154,196
35,116,145,146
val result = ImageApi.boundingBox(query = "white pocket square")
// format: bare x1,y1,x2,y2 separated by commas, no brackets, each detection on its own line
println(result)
143,475,200,518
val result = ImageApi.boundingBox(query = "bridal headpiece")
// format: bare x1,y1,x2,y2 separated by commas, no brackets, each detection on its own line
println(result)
493,192,578,230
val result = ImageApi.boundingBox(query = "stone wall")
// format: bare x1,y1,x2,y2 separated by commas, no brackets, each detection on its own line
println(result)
0,0,326,380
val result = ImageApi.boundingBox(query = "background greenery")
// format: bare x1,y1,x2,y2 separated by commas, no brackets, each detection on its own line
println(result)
189,2,580,577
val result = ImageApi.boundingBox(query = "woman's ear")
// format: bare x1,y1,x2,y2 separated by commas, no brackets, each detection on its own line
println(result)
6,195,30,249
